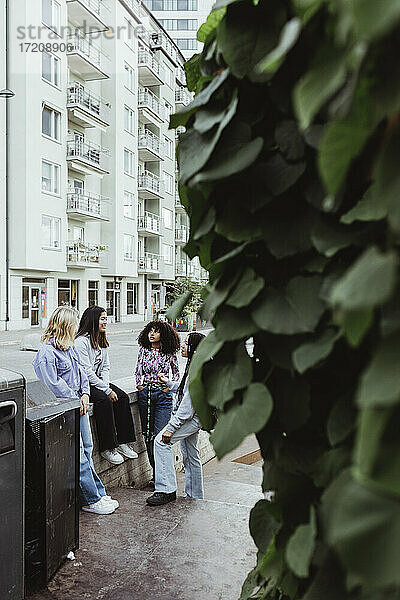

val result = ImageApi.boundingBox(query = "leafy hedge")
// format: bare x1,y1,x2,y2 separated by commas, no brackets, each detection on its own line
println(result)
171,1,400,598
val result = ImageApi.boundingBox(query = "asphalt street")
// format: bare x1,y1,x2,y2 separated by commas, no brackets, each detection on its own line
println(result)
0,331,189,383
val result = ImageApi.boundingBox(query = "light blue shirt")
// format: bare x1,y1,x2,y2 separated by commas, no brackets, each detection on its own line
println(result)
33,341,90,399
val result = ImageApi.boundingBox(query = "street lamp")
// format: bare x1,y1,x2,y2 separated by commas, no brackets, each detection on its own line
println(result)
0,88,15,99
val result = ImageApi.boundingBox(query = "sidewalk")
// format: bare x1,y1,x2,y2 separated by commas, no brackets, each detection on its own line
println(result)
29,437,262,600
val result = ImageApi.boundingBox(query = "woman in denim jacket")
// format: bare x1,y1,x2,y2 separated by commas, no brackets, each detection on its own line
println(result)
33,306,118,515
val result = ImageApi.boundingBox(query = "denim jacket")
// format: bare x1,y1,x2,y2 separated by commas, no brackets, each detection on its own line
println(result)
33,342,90,399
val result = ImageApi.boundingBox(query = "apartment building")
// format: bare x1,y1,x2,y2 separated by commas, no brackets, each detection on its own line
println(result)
143,0,215,59
0,0,6,327
1,0,204,331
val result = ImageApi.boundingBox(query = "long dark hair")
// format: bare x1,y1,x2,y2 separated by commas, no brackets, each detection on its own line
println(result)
76,306,109,349
137,320,180,355
178,332,206,400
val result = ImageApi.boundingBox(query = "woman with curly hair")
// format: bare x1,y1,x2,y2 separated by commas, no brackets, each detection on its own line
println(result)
135,321,180,481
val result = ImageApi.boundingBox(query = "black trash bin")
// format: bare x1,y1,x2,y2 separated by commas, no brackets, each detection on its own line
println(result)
0,368,25,600
25,381,81,594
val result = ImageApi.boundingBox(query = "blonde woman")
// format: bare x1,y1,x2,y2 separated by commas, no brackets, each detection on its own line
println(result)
33,306,118,515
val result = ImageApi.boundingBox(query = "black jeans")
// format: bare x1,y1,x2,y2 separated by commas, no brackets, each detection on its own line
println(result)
138,384,173,473
90,383,136,452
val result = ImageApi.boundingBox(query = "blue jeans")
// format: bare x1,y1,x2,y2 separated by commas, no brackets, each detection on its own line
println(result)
154,416,204,499
79,413,106,506
138,385,173,474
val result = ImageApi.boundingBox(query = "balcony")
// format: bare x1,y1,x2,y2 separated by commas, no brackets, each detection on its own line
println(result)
176,65,186,86
175,226,189,245
138,129,163,161
66,0,109,30
175,260,187,277
67,138,110,175
176,126,185,139
138,170,163,199
67,84,111,130
138,49,164,86
67,33,108,81
138,252,161,274
137,211,161,236
175,191,185,212
150,32,178,66
124,0,141,18
67,191,110,221
66,241,107,268
175,87,191,108
138,87,164,124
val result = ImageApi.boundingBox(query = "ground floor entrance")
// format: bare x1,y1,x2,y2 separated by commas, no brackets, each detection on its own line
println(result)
22,279,46,328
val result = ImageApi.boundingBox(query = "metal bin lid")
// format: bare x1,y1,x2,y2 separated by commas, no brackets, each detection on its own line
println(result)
26,380,81,422
0,368,25,391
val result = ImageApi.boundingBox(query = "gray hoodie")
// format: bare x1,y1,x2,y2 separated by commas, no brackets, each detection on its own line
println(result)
166,377,198,433
74,334,112,396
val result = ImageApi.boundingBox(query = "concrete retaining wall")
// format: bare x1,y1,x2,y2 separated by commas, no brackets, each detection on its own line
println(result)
89,376,216,489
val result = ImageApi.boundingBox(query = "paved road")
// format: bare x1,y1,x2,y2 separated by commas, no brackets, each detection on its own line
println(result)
0,331,189,383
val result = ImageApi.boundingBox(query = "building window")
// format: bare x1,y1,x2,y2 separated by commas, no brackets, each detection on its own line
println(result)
174,38,198,51
42,0,60,32
58,279,79,308
22,286,29,319
124,234,134,260
124,18,135,50
163,243,173,265
124,106,135,134
163,171,173,194
42,51,60,86
162,207,173,229
144,0,198,10
41,160,60,195
164,65,174,88
164,136,173,159
127,282,139,314
42,215,61,249
124,63,134,92
88,280,99,307
124,190,134,218
124,148,135,176
159,19,198,30
42,105,61,141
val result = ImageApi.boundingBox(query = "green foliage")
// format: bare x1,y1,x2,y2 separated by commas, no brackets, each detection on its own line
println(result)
164,277,204,318
174,0,400,598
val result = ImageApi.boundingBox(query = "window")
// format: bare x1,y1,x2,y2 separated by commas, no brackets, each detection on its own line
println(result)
164,101,173,120
58,279,79,308
72,226,84,242
174,38,198,51
163,171,173,194
42,105,61,141
124,106,135,134
124,190,134,218
42,0,60,32
124,18,135,49
164,65,174,88
159,19,198,30
42,215,61,249
164,136,173,159
162,207,173,229
88,280,99,307
124,148,135,176
42,51,60,86
124,234,134,260
124,63,134,92
163,243,173,264
22,286,29,319
127,282,139,314
42,160,60,195
144,0,197,10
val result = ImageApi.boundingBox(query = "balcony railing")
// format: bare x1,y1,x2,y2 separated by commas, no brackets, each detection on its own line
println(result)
150,32,178,65
138,170,162,195
67,191,109,220
124,0,141,16
176,126,185,138
175,88,191,106
175,260,187,276
175,191,185,211
137,211,161,234
175,226,189,243
138,252,161,273
176,65,186,85
138,129,162,156
68,0,101,15
138,87,164,121
68,33,102,67
67,138,110,173
66,241,107,267
138,49,164,80
67,84,111,125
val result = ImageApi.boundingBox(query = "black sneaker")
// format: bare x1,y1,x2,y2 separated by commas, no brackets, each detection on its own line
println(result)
146,491,177,506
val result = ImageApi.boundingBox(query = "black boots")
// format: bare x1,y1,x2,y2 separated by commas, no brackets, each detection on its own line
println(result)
146,491,177,506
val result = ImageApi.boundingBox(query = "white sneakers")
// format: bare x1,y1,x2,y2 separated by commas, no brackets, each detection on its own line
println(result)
101,445,138,464
117,444,139,459
82,496,118,515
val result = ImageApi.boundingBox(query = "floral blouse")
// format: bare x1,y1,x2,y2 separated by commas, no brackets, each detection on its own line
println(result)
135,346,180,387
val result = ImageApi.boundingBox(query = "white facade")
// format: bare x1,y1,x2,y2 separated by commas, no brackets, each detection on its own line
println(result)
0,0,6,326
143,0,214,59
1,0,204,331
